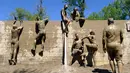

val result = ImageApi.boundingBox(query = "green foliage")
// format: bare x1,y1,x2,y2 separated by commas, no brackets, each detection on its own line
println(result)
124,0,130,17
87,0,129,20
36,0,48,20
63,0,87,17
87,12,103,20
10,8,26,21
10,0,48,21
10,8,36,20
102,1,123,20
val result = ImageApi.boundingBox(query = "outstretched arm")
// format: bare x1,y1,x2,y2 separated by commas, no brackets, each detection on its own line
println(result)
18,26,24,37
44,18,49,26
13,16,17,24
82,35,89,41
20,20,23,26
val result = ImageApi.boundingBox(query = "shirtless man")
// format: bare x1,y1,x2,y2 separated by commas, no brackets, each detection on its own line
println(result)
9,22,23,65
71,7,80,22
61,4,70,37
102,18,123,73
70,33,84,66
82,30,98,67
31,17,49,57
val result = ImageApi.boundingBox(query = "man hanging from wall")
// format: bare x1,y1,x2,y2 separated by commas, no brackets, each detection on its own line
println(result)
31,17,49,57
70,33,84,66
102,18,124,73
61,4,71,37
9,19,24,65
71,7,80,22
82,30,98,67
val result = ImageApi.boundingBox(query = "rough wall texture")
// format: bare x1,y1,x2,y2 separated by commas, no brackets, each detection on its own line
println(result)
0,20,129,66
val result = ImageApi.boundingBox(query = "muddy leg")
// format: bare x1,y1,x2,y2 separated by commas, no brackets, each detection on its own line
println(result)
39,44,44,57
9,44,15,65
82,55,87,67
39,34,46,57
31,40,36,56
70,56,76,66
109,58,116,73
117,60,122,73
64,21,69,37
93,51,97,67
14,42,19,65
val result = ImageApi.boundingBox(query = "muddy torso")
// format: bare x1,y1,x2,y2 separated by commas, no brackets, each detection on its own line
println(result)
36,21,45,33
61,9,67,20
72,39,83,55
105,25,121,48
74,39,83,49
11,29,20,43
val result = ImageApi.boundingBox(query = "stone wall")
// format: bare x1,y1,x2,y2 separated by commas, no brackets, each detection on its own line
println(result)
0,20,129,66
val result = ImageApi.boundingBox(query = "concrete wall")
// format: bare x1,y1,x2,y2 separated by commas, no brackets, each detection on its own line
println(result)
0,20,129,66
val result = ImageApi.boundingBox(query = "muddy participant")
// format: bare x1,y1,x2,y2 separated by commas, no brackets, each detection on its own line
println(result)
31,17,49,57
9,23,23,65
102,18,123,73
70,33,84,66
71,7,80,22
82,30,98,67
61,4,70,37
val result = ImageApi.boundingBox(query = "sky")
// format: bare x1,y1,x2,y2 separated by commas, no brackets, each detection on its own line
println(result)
0,0,114,20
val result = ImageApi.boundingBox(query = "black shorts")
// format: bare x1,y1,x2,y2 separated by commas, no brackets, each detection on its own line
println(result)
107,46,122,61
36,32,46,45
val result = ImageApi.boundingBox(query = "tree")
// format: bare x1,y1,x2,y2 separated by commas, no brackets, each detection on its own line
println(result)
87,12,99,20
10,8,26,21
87,0,124,20
123,0,130,19
24,11,33,21
63,0,87,17
36,0,48,20
87,12,104,20
10,0,48,20
102,1,123,20
10,8,35,21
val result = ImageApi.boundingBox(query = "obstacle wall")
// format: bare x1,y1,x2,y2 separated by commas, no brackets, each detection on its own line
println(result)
0,20,129,66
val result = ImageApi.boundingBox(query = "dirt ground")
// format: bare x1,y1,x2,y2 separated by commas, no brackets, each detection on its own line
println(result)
0,60,130,73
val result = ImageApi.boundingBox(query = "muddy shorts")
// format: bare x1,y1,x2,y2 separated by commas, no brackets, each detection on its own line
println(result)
36,32,46,45
107,45,122,61
72,49,82,56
